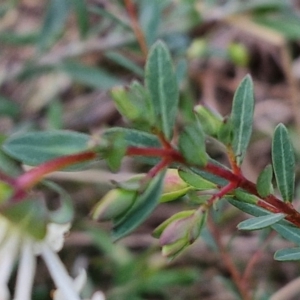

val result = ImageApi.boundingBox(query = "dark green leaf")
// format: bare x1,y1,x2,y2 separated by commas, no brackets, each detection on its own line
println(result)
178,122,208,166
145,41,179,140
231,75,254,165
71,0,89,37
61,61,121,89
38,0,70,51
105,51,144,77
237,213,285,231
43,181,74,224
112,171,165,240
274,247,300,261
2,198,48,240
257,164,273,198
3,130,90,166
0,96,20,118
0,31,38,46
272,124,295,202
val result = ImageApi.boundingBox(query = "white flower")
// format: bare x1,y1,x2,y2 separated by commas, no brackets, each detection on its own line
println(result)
53,269,105,300
0,216,103,300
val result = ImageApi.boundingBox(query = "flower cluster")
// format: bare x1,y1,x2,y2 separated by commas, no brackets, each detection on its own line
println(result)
0,216,104,300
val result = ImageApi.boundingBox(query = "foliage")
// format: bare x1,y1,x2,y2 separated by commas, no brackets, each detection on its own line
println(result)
2,0,300,299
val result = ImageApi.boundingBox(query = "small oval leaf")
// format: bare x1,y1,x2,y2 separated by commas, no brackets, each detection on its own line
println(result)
272,124,295,202
274,247,300,261
237,213,285,231
231,75,254,165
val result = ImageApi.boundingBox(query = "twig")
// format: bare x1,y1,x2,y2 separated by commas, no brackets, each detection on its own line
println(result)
124,0,148,57
271,276,300,300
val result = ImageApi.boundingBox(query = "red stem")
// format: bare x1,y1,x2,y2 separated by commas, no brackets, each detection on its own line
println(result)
16,151,97,190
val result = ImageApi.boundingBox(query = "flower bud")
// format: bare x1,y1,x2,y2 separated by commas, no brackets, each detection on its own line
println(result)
160,169,191,203
92,189,136,221
158,209,207,258
194,105,223,137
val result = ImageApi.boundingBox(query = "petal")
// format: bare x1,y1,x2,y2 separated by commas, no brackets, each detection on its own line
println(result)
0,234,19,292
41,244,81,300
90,291,106,300
13,239,36,300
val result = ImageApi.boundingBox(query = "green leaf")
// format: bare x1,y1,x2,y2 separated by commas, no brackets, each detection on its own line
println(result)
100,132,127,171
178,122,208,166
61,61,121,89
3,130,90,166
112,171,165,240
272,223,300,245
237,213,285,231
3,198,48,240
0,96,20,118
71,0,89,37
103,128,160,148
229,199,300,245
257,164,273,198
274,247,300,261
145,40,179,140
105,51,144,77
111,81,155,129
139,0,161,46
38,0,70,51
272,124,295,202
231,75,254,165
178,169,216,190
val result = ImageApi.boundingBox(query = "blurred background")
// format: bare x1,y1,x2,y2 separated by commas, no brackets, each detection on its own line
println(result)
2,1,300,299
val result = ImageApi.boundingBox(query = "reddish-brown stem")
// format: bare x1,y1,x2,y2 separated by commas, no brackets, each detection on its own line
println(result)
126,146,300,227
16,151,97,190
208,215,252,300
206,182,237,208
124,0,148,57
147,158,171,179
241,231,276,293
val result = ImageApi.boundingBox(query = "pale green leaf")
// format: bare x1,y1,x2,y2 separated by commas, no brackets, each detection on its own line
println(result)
272,124,295,202
274,247,300,261
145,41,179,140
257,164,273,198
231,75,254,165
237,213,285,231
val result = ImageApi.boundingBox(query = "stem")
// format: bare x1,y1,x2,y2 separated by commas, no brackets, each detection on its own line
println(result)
124,0,148,57
16,151,97,190
126,146,300,227
208,215,252,300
